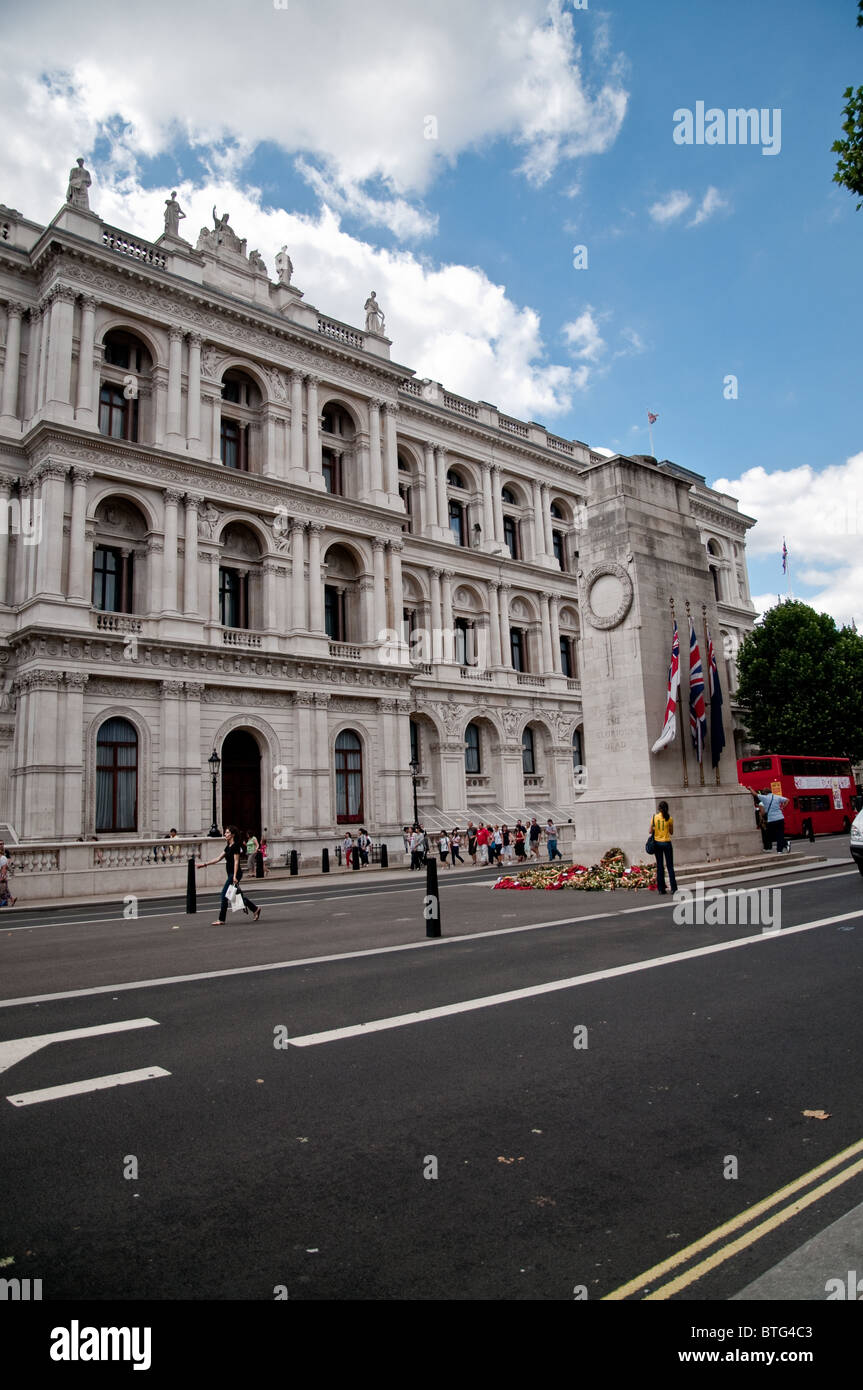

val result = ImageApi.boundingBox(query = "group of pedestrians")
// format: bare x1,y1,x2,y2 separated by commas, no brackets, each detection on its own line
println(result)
342,828,372,869
0,840,16,908
402,817,564,869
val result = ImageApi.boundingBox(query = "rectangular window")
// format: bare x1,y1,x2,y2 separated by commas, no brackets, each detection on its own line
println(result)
325,585,346,641
464,725,480,774
219,568,248,628
553,531,566,570
449,500,465,546
504,516,519,559
510,627,525,672
560,636,572,678
221,419,248,471
323,451,342,495
93,546,132,613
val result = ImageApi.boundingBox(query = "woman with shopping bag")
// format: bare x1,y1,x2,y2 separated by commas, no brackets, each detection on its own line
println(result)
197,824,262,925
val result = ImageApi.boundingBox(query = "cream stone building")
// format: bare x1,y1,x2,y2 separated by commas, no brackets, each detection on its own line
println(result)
0,166,756,864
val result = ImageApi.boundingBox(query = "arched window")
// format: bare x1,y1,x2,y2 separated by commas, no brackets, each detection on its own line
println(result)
522,728,535,775
322,403,356,496
501,487,517,505
219,523,263,630
447,469,466,488
96,717,138,832
91,498,148,616
99,329,151,442
220,369,260,472
335,729,363,822
464,722,481,774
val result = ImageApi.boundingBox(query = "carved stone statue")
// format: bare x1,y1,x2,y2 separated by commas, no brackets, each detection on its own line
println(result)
197,502,220,539
364,291,385,334
248,249,267,274
196,208,248,257
163,191,186,236
275,245,294,286
66,158,91,211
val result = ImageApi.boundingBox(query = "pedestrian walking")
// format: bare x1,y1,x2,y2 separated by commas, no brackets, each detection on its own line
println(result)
748,786,791,854
450,828,464,865
528,817,542,859
0,842,17,908
546,818,562,861
501,824,512,863
357,828,371,867
342,831,354,869
476,822,490,865
197,825,261,924
514,822,527,862
467,822,478,865
649,800,678,895
438,830,450,865
491,825,503,863
260,836,269,876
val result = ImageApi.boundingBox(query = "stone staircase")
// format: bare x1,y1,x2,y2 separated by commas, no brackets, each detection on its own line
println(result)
674,850,820,885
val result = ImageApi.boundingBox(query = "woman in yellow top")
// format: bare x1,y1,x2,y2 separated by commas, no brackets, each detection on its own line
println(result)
651,800,678,895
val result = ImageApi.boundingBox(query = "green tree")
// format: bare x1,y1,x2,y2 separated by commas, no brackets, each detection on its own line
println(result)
832,1,863,207
736,600,863,761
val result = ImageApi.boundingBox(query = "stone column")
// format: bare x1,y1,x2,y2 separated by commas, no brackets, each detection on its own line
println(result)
162,490,181,613
0,301,25,422
183,682,205,832
541,483,554,557
382,401,399,496
291,520,306,631
532,477,545,558
36,303,50,410
24,308,42,419
423,442,438,530
372,539,387,641
435,447,448,535
388,539,404,634
290,371,304,477
160,680,184,832
540,592,553,673
207,391,221,463
200,550,219,624
67,467,92,601
549,593,562,673
360,577,375,645
498,582,511,667
307,521,324,632
430,567,443,638
44,285,76,419
441,569,455,660
150,366,168,447
183,495,199,615
368,399,384,494
306,376,322,484
75,294,98,423
166,326,183,440
34,463,67,596
147,537,164,618
356,430,371,501
492,465,504,546
187,333,202,442
488,579,502,667
263,559,279,631
480,461,494,543
0,479,10,605
59,672,88,836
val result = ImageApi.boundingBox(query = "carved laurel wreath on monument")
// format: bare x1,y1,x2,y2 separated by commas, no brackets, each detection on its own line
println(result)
582,562,633,630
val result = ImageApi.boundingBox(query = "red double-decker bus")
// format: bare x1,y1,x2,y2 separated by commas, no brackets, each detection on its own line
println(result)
737,753,856,839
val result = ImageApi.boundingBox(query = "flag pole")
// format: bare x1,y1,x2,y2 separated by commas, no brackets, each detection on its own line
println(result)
703,604,719,785
671,597,688,788
647,409,655,458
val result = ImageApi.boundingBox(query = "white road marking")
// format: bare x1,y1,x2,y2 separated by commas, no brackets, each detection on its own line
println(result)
0,1018,159,1074
287,909,863,1047
7,1067,171,1106
0,875,858,1011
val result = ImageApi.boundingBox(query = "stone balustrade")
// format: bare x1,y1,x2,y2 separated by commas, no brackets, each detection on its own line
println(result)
102,226,167,269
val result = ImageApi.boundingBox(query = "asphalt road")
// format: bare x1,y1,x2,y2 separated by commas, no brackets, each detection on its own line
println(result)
1,850,862,1310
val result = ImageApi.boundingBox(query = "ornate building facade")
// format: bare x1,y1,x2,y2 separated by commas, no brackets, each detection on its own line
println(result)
0,169,756,849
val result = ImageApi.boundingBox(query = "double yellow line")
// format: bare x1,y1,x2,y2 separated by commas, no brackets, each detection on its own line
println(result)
603,1136,863,1300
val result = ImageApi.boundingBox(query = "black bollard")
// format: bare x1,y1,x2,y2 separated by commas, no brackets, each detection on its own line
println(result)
186,856,197,914
322,846,330,873
352,843,360,870
255,849,264,878
425,855,441,938
380,842,389,869
290,849,299,876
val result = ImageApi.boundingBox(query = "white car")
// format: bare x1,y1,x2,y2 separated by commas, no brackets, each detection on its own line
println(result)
851,808,863,876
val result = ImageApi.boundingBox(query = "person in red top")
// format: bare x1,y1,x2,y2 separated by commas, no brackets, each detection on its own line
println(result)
476,822,490,865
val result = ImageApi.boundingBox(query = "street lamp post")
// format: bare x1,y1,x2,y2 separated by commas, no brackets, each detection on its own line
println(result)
409,757,420,828
207,747,222,837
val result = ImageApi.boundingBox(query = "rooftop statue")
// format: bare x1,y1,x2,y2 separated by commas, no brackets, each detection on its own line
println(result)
163,191,186,237
275,245,293,286
66,157,91,211
196,207,247,257
364,290,385,334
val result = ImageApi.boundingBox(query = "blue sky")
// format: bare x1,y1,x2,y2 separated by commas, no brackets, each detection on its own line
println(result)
1,0,861,621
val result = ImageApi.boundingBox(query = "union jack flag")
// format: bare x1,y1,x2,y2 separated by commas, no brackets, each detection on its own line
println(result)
651,619,680,753
647,411,659,424
782,538,788,574
688,618,707,763
707,625,726,768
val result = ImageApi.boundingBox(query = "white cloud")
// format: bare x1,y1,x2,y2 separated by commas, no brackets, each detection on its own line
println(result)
0,0,627,235
688,185,728,227
648,190,692,224
715,452,863,628
562,307,606,362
